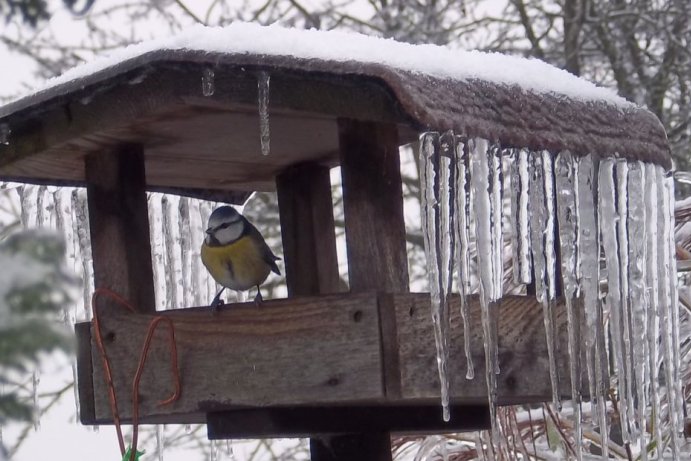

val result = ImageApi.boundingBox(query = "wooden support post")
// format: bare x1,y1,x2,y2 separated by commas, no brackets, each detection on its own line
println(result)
338,118,409,293
276,163,342,296
309,119,409,461
85,144,155,313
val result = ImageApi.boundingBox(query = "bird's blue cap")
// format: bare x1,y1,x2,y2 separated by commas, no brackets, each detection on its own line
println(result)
207,206,241,231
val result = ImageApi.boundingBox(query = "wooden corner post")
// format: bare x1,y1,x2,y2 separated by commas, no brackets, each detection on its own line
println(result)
85,144,155,313
312,118,409,461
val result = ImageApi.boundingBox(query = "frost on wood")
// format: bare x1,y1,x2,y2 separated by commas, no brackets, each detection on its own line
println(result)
257,71,271,156
418,136,684,458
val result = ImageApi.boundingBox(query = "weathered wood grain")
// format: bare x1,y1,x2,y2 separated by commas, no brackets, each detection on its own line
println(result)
276,163,342,296
88,293,384,424
80,292,580,427
338,118,409,293
85,144,156,313
394,294,585,406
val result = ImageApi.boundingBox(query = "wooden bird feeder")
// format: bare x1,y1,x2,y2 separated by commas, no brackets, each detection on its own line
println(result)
0,25,672,461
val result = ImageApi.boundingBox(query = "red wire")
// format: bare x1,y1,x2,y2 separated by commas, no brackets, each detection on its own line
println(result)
91,288,181,460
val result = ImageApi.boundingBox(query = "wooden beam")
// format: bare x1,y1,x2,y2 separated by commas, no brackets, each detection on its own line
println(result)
207,405,490,439
276,163,342,296
85,144,155,313
79,293,579,427
338,118,409,292
85,293,384,424
75,322,96,424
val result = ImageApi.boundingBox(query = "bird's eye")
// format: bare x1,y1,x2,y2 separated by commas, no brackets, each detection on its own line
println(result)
218,222,231,229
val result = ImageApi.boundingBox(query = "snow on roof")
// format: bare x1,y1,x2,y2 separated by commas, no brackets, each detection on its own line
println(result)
38,22,629,107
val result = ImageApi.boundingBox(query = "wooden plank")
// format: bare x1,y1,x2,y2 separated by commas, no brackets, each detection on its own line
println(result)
87,293,384,424
207,405,490,439
83,292,575,427
85,144,156,313
338,118,409,293
75,322,96,424
276,163,342,296
395,294,585,406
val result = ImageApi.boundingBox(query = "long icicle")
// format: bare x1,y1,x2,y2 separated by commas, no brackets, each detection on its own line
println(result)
454,135,474,380
665,173,684,449
529,151,560,409
554,150,582,461
469,137,500,448
576,154,608,458
626,161,648,460
599,158,631,448
511,148,532,285
644,163,663,458
657,166,680,457
419,131,455,422
615,160,636,444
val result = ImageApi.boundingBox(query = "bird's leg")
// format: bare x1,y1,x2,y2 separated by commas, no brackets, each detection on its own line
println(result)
210,287,226,308
253,286,263,306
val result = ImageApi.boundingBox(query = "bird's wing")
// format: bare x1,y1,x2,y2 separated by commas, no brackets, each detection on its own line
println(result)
243,218,282,275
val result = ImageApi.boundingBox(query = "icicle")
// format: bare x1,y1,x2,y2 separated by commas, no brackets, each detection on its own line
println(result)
202,68,215,97
161,196,179,309
210,439,219,461
225,440,235,459
72,189,93,321
554,151,582,460
257,71,271,156
665,174,684,444
510,148,532,285
0,123,10,145
529,151,560,409
148,194,166,311
35,185,48,228
490,145,503,302
184,424,192,434
469,137,499,444
644,163,663,458
18,184,37,227
155,424,165,461
418,131,455,422
454,136,474,379
626,162,648,460
178,197,192,308
577,155,608,459
658,166,681,457
54,189,81,422
615,160,636,444
189,199,204,307
600,158,632,446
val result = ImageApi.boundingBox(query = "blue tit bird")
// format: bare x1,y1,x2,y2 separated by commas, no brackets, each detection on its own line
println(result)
201,205,281,306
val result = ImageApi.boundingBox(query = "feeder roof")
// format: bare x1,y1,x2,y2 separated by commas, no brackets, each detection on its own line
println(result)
0,22,671,201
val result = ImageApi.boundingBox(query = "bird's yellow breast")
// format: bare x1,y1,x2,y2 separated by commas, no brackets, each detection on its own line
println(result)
201,236,272,291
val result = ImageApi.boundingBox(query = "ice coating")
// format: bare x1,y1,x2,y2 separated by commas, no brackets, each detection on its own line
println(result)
26,23,631,107
615,160,636,444
454,136,474,379
644,163,663,457
554,151,582,460
599,158,631,445
529,152,560,409
257,71,271,156
626,162,648,458
202,68,215,97
419,132,453,422
576,155,608,453
510,149,532,285
469,137,500,444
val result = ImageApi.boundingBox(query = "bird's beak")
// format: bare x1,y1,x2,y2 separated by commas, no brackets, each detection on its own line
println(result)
205,227,213,235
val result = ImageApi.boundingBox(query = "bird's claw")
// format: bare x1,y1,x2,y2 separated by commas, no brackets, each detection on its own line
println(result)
253,289,263,306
